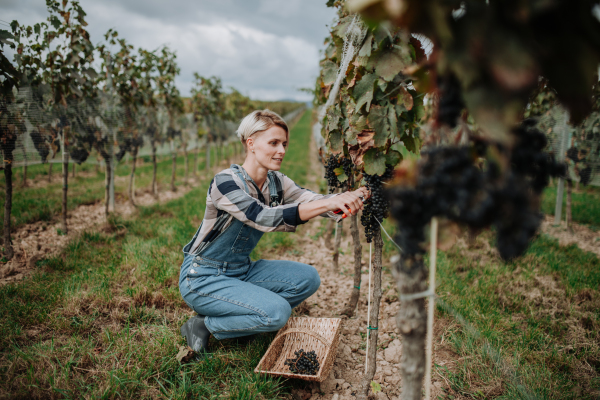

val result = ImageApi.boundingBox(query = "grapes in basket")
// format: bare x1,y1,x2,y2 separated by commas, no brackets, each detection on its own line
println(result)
284,349,320,375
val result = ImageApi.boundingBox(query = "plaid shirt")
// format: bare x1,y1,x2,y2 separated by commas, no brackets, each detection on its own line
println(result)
184,164,341,255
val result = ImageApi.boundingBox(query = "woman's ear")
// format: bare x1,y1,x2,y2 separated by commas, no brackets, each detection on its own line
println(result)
246,137,254,153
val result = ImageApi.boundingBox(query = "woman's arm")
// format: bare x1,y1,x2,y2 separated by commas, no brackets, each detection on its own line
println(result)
298,188,369,221
210,171,302,232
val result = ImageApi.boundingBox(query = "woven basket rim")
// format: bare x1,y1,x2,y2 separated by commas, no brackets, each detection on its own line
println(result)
254,316,343,382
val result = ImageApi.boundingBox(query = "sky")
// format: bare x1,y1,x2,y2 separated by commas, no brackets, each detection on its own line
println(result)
1,0,338,102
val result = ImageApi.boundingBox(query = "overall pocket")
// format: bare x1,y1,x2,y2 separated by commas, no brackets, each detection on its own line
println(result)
232,224,263,253
183,264,219,293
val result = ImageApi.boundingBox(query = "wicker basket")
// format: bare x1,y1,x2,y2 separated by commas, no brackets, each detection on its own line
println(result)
254,317,342,382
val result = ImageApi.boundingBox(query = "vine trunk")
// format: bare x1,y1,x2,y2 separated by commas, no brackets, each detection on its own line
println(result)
357,228,383,400
395,255,428,400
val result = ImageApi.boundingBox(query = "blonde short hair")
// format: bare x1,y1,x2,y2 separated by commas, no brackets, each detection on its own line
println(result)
236,109,288,150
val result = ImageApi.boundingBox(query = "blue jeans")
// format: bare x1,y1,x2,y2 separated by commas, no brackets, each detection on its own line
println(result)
180,216,320,340
179,254,320,340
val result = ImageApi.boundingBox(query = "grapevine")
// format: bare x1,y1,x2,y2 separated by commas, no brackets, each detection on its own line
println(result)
387,120,566,261
324,154,354,192
361,164,394,242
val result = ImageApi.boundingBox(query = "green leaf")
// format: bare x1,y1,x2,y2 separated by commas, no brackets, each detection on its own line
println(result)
363,148,386,175
333,167,345,176
402,134,418,154
385,150,401,166
370,381,382,394
322,60,338,86
369,106,395,147
353,73,377,112
358,33,373,58
337,172,348,183
375,50,410,82
328,130,343,153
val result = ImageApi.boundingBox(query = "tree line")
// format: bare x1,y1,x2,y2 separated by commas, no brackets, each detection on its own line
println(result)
0,0,301,260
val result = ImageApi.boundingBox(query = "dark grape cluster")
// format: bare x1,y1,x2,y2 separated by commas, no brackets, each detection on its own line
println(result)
284,349,320,375
387,119,566,261
361,164,395,243
437,73,466,128
324,154,354,193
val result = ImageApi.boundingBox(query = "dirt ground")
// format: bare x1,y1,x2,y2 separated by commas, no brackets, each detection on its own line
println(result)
540,215,600,257
272,141,456,400
3,138,599,398
0,179,198,286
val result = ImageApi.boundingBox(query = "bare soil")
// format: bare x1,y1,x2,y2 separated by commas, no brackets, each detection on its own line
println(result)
0,178,199,286
540,215,600,257
269,141,457,400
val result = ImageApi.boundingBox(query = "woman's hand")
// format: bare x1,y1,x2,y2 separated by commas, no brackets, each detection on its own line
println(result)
327,187,369,217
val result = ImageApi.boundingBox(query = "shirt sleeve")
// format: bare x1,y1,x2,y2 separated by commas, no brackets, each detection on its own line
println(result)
280,174,343,222
210,172,300,232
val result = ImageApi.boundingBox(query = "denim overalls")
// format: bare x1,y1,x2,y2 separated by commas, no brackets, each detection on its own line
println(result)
179,167,321,340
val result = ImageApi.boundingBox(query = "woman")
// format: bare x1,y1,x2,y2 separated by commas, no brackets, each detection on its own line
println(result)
179,109,368,355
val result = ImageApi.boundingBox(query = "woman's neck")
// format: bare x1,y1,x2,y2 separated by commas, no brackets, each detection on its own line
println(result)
241,159,268,189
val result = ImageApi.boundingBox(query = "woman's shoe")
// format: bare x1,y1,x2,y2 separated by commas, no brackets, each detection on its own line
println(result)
181,315,211,355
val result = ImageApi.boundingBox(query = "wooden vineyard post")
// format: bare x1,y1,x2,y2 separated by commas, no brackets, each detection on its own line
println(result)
424,218,438,400
151,138,158,199
48,162,52,182
61,130,69,234
129,146,138,206
357,228,383,400
193,138,199,177
170,139,177,192
566,179,573,233
332,219,342,272
183,142,189,183
205,135,211,172
342,175,362,317
3,157,14,260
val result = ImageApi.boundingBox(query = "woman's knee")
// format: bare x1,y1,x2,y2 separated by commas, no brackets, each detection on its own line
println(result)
301,265,321,296
266,301,292,330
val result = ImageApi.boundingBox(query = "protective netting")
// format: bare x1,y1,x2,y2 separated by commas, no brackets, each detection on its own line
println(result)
0,86,244,170
537,105,600,186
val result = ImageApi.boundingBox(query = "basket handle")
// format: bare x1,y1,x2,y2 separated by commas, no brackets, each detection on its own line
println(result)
271,327,332,349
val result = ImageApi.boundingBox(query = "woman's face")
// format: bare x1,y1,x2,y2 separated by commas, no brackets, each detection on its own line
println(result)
247,126,288,171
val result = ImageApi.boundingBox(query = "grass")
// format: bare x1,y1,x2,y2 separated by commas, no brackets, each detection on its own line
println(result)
0,146,232,232
541,183,600,229
2,109,599,398
0,111,312,399
435,231,600,399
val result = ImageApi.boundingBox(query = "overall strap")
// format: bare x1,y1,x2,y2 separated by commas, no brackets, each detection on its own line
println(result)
267,171,282,207
232,167,250,193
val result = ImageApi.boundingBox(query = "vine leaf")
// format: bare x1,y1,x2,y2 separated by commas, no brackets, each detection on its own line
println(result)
402,133,418,154
328,130,343,154
375,50,410,82
358,32,373,58
363,148,386,175
322,60,338,86
398,85,413,110
353,73,377,112
368,104,397,147
348,129,375,165
385,150,401,166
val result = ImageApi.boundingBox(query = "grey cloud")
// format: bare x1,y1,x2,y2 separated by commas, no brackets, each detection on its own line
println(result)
1,0,337,101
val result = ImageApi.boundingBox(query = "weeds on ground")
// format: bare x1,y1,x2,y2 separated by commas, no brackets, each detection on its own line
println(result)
435,230,600,399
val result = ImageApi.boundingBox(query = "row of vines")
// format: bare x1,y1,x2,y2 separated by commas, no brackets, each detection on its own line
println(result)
315,1,600,399
0,0,301,261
